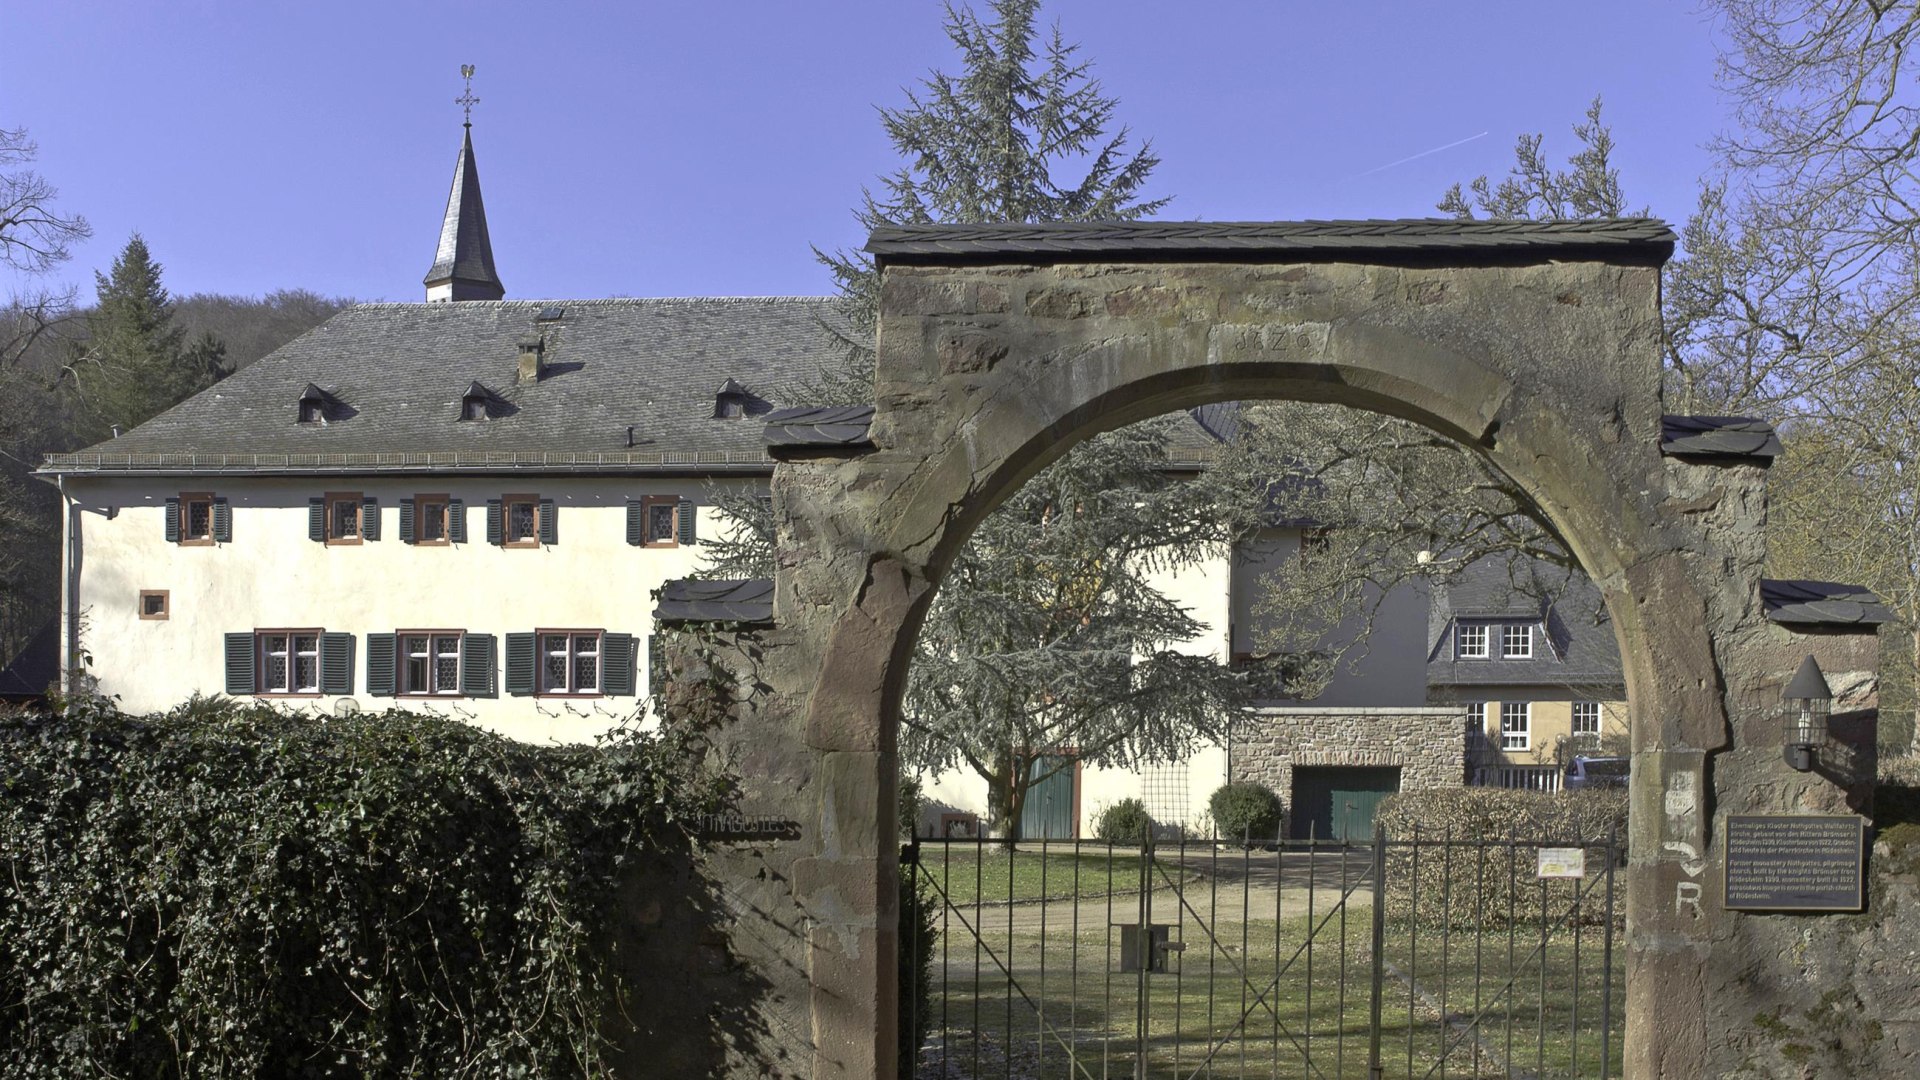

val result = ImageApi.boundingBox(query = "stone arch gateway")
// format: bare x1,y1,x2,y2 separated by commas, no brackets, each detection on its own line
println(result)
712,220,1875,1079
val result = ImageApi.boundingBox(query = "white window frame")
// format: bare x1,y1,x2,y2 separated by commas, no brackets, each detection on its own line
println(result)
258,630,321,695
1456,623,1490,659
1500,701,1532,751
400,631,464,696
1501,623,1534,659
1572,700,1602,738
538,630,603,696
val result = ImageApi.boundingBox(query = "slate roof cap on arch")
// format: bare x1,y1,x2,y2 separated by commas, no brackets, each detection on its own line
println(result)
1760,579,1892,627
654,579,774,625
867,218,1676,266
1659,415,1782,461
764,405,876,451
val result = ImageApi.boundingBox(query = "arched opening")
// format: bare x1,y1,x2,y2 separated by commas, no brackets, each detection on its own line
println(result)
775,221,1781,1080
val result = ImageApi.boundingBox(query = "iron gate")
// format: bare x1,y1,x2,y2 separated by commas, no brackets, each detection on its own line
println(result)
903,827,1622,1079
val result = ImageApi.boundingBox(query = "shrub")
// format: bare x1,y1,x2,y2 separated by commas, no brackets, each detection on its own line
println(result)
1373,786,1628,928
1094,797,1155,843
0,695,717,1078
1209,780,1282,841
897,865,939,1074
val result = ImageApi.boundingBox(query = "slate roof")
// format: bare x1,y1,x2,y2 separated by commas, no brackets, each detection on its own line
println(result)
1659,415,1781,461
867,218,1676,266
424,128,504,300
1760,579,1892,628
1427,556,1624,689
41,298,853,475
654,579,774,625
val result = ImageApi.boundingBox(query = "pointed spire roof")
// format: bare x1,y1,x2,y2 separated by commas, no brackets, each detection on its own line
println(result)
423,126,504,301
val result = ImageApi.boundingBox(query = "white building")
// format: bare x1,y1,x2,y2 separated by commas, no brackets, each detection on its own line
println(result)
39,118,1625,837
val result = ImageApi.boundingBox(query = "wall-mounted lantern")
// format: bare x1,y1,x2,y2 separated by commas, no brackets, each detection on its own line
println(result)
1781,654,1831,772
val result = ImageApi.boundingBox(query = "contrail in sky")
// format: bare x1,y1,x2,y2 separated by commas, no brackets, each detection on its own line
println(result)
1356,131,1490,177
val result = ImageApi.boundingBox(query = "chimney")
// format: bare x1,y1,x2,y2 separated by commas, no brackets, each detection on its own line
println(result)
517,337,545,383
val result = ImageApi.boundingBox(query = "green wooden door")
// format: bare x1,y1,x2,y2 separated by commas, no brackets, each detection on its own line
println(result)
1290,766,1401,841
1021,755,1077,839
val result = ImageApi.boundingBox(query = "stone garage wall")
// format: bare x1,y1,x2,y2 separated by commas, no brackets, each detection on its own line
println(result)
1230,706,1472,801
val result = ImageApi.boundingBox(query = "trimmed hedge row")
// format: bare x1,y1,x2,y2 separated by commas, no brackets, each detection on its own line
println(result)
0,695,715,1078
1374,786,1629,928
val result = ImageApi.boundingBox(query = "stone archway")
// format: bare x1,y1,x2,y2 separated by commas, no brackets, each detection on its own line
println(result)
735,220,1872,1080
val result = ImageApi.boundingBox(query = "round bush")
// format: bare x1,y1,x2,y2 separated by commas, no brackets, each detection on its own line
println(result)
1209,781,1283,841
1093,797,1155,842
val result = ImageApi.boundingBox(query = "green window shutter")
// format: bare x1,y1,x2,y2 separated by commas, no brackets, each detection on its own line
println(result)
460,634,497,697
648,634,667,699
538,499,558,545
164,497,181,542
361,497,380,541
602,633,636,696
676,499,697,546
308,497,326,542
224,632,255,695
448,499,467,544
485,499,503,545
365,633,397,696
399,499,415,543
504,632,536,696
625,500,645,545
211,497,232,543
319,632,355,695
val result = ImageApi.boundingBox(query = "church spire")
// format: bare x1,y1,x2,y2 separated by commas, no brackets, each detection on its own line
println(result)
424,65,504,302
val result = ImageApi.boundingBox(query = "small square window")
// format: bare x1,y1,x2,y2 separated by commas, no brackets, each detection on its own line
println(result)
299,399,325,423
325,493,363,544
505,496,540,547
139,590,169,620
1501,624,1533,659
1456,623,1489,659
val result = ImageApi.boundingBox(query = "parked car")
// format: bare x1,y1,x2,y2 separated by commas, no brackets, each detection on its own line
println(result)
1565,756,1630,789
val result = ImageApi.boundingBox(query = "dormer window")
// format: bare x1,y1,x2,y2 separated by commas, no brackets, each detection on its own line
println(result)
714,378,755,419
1455,620,1539,660
1501,623,1533,659
297,384,333,424
461,380,496,422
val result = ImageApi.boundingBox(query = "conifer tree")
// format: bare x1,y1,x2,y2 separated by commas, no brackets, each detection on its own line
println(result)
75,234,219,435
804,0,1165,401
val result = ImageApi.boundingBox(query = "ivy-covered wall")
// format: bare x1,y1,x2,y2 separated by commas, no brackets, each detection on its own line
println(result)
0,697,732,1078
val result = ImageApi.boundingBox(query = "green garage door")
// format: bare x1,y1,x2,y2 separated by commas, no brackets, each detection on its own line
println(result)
1290,766,1401,841
1020,754,1078,839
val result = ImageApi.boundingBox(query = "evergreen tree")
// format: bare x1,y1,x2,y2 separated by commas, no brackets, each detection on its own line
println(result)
75,234,217,434
803,0,1166,401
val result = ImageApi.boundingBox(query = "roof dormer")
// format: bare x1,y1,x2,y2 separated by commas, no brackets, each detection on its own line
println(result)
297,383,342,424
461,380,502,421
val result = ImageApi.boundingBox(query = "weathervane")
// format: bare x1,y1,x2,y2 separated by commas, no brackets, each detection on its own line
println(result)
456,64,479,128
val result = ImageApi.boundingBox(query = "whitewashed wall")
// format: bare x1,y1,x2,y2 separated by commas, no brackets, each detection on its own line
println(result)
61,474,761,744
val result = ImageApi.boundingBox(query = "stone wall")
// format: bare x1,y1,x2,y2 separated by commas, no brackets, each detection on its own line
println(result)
1230,706,1470,800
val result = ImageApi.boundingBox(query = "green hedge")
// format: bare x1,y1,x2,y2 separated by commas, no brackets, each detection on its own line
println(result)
1373,786,1628,928
1094,797,1155,843
0,695,715,1078
1209,781,1282,841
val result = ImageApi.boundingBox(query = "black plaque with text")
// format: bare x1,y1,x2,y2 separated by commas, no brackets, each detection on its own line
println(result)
1722,814,1864,912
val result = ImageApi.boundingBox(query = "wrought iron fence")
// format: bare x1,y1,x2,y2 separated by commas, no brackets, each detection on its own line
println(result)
902,827,1623,1079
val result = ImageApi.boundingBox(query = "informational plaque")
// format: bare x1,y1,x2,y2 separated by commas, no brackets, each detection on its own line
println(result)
1722,814,1864,912
1536,848,1586,879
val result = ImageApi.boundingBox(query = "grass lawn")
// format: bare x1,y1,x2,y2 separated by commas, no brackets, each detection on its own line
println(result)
916,900,1625,1079
910,842,1206,907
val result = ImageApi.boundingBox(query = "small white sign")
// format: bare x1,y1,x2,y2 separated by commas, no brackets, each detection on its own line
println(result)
1537,848,1586,879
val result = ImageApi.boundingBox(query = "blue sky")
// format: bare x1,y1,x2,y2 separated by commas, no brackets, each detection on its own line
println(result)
8,1,1728,303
